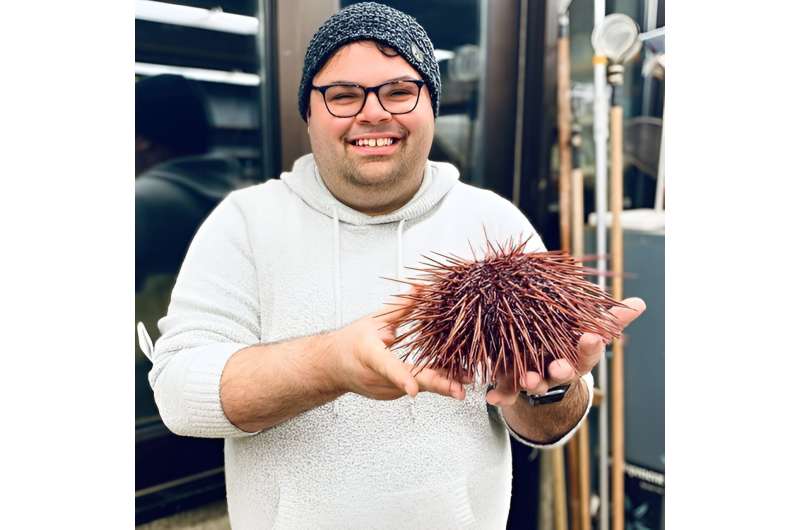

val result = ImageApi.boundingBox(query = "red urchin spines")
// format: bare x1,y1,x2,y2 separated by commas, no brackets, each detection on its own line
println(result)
389,234,626,392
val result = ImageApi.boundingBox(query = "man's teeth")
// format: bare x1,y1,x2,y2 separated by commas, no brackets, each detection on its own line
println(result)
354,138,396,147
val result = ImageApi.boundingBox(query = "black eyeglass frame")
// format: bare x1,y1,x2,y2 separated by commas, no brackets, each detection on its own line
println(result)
310,79,426,118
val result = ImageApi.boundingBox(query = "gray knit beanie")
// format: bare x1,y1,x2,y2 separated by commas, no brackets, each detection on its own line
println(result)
298,2,440,122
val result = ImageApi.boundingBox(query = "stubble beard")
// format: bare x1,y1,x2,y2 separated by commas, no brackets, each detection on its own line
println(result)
334,141,423,212
341,148,411,190
313,133,429,214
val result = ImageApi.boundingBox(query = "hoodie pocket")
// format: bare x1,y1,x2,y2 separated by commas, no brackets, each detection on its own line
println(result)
272,473,477,530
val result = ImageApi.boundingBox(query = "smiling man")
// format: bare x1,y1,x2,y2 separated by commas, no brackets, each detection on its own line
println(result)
146,3,644,529
306,41,435,216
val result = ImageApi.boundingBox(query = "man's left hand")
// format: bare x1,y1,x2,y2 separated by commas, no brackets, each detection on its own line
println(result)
486,297,647,406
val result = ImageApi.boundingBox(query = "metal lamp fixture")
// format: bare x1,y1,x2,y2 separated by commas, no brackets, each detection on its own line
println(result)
591,14,642,63
592,14,642,86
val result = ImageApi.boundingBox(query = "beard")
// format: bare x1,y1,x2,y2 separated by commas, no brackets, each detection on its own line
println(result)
339,145,415,191
309,121,433,214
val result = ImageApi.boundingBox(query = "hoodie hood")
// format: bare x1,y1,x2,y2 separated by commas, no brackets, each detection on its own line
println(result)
280,153,459,225
145,154,247,201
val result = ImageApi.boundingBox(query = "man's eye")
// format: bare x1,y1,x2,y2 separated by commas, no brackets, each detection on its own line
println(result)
331,93,357,100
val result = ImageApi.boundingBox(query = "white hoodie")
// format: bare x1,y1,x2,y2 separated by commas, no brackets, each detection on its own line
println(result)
147,153,592,529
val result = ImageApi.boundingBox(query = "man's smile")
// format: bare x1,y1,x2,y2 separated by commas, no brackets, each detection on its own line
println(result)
345,133,404,156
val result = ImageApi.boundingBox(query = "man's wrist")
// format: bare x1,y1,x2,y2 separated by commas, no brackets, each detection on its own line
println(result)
542,377,588,412
307,332,346,396
502,377,590,444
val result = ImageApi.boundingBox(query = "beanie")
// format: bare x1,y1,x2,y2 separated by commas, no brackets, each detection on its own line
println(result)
298,2,441,122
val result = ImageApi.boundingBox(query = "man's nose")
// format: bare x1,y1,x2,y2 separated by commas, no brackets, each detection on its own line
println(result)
356,91,391,123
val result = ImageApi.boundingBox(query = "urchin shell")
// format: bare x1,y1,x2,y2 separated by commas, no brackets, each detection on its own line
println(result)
389,235,625,390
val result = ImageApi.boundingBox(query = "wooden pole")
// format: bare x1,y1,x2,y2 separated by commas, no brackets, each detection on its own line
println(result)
566,440,580,529
552,448,569,530
576,427,591,530
557,26,572,253
570,128,591,530
609,99,625,530
570,144,584,260
539,450,554,530
556,13,573,530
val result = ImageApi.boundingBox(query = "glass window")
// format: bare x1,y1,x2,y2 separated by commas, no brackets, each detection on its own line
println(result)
134,0,271,523
567,0,665,214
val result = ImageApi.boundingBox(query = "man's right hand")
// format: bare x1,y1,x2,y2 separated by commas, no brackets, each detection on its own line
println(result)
327,292,466,401
220,288,465,433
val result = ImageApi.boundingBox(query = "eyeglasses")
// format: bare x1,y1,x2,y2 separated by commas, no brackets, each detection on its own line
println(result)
311,79,425,118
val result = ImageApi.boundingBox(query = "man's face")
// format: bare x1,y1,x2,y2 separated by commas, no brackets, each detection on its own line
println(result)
307,41,435,215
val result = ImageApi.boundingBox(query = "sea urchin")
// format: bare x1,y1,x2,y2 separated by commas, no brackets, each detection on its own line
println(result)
388,235,626,391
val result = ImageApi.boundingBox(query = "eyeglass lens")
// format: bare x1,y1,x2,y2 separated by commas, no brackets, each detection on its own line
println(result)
323,81,421,117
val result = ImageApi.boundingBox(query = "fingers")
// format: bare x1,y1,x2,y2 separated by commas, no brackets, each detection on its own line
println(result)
486,388,517,406
363,338,419,397
547,359,577,385
610,297,646,332
488,365,572,407
376,324,397,346
413,368,465,400
427,368,472,385
482,297,646,408
521,371,549,395
576,332,605,373
486,373,519,407
570,296,646,374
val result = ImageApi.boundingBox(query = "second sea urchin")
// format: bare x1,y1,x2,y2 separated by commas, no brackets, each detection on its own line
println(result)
389,235,626,391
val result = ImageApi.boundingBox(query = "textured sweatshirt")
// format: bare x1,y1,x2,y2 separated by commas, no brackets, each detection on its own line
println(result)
145,153,593,529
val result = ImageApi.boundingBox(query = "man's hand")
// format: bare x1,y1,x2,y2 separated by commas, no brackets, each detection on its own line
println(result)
328,293,466,401
486,297,646,406
220,289,465,433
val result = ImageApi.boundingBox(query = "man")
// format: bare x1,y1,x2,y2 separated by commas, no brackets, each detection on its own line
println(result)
135,74,246,291
145,3,645,528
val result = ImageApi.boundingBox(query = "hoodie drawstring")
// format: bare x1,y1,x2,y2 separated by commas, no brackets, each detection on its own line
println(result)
332,208,342,417
395,219,416,422
332,208,342,329
330,215,415,421
396,219,406,279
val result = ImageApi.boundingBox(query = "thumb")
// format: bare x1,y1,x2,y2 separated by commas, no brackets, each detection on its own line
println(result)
363,337,419,397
